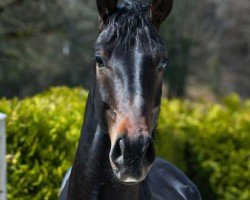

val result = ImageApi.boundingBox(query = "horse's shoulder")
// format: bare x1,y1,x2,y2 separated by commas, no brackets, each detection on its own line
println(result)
140,157,201,200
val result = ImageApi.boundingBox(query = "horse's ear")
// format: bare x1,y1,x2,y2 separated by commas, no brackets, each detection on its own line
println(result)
96,0,118,27
150,0,173,28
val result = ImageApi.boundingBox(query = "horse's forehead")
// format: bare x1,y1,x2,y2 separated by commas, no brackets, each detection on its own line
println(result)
96,40,165,61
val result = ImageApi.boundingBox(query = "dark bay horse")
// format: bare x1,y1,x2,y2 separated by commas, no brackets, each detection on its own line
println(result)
60,0,201,199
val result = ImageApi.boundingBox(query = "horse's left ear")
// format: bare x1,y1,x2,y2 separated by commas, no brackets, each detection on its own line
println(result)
96,0,118,27
150,0,173,28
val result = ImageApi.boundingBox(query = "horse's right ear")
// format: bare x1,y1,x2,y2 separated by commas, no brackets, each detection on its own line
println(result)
96,0,118,28
150,0,173,29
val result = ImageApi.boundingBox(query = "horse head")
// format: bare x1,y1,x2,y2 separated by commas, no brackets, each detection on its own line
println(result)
94,0,173,184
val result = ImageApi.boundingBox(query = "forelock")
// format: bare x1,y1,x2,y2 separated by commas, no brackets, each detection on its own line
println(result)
95,0,165,54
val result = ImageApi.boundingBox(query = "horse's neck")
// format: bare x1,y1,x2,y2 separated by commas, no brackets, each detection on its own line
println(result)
66,89,105,199
67,89,141,199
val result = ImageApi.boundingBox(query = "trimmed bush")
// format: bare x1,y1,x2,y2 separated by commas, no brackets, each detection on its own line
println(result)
0,87,87,199
0,87,249,200
157,95,250,200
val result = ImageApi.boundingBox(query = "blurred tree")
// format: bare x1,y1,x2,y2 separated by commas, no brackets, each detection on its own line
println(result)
187,0,250,98
0,0,98,98
161,0,195,98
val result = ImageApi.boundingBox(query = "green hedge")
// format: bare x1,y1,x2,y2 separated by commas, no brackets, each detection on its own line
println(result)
0,87,249,200
0,87,88,199
157,95,250,200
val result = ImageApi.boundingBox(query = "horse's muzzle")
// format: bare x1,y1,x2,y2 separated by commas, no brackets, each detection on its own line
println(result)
109,134,155,184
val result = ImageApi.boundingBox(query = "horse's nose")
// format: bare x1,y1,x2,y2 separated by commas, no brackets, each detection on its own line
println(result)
110,137,125,166
110,135,155,168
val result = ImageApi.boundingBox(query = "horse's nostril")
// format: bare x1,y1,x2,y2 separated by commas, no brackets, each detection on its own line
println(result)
111,137,125,166
143,137,155,164
142,137,150,154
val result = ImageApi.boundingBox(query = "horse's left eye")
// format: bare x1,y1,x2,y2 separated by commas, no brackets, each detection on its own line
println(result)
95,56,106,68
157,59,169,71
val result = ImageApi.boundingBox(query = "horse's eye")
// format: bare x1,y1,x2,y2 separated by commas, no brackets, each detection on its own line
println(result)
158,59,169,71
95,56,106,68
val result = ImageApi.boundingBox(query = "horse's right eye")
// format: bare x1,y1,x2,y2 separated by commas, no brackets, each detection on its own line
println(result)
95,56,106,68
157,59,169,71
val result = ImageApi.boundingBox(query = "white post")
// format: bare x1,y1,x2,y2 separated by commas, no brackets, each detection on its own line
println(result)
0,113,6,200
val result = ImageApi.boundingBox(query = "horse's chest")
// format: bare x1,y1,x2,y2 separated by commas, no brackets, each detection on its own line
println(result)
99,184,140,200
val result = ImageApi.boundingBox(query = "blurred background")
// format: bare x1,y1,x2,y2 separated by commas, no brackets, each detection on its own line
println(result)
1,0,249,100
0,0,250,200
